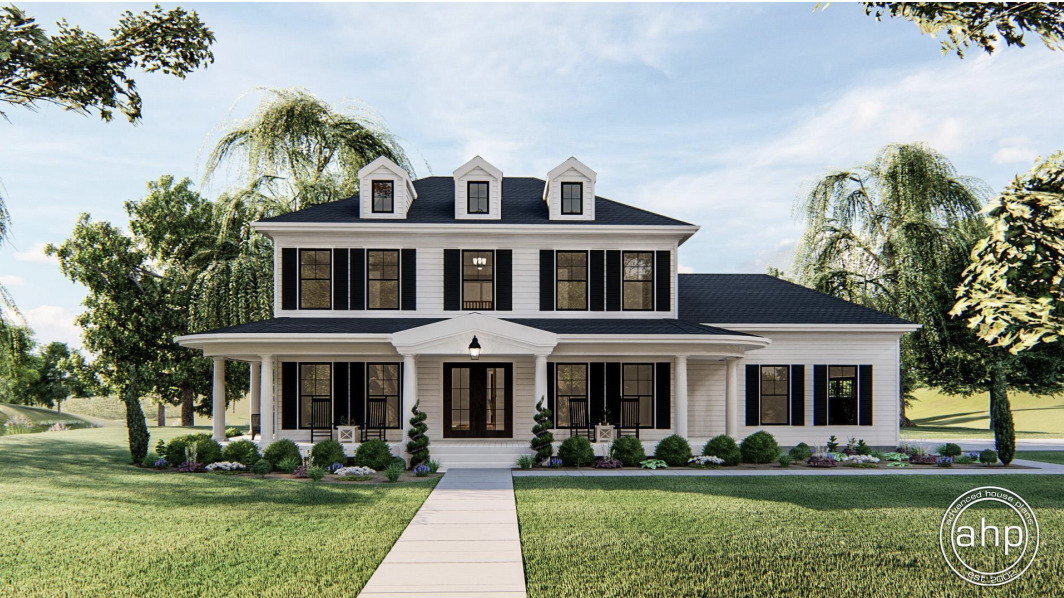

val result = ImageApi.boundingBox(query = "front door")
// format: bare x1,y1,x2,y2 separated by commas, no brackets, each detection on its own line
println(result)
443,363,513,438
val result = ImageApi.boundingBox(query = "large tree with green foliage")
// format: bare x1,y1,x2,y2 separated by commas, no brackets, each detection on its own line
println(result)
794,143,989,425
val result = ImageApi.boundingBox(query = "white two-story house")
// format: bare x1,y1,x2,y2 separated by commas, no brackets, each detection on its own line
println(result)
178,155,918,467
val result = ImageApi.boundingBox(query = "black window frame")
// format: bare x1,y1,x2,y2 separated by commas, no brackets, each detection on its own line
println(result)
367,249,400,310
367,362,402,429
561,182,583,215
622,251,654,311
467,181,490,214
828,365,858,426
759,365,790,426
622,363,654,428
371,180,394,213
298,249,332,310
462,249,495,310
298,362,332,429
555,251,589,311
554,363,588,428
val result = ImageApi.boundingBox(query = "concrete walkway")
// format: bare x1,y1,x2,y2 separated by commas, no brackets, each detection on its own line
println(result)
358,468,527,598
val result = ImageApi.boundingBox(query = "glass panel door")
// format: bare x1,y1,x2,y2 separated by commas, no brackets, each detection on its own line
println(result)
444,363,512,438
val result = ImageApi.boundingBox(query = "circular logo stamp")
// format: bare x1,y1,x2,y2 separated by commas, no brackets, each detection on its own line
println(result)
940,486,1039,586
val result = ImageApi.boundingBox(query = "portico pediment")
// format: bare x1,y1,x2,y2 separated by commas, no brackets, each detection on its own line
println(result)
390,313,558,356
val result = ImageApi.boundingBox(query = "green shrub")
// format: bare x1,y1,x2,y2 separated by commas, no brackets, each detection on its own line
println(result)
141,451,160,468
740,431,780,464
222,440,262,466
251,459,272,477
262,439,302,469
165,434,222,465
516,455,534,470
955,455,976,464
426,459,441,473
937,443,963,458
788,442,812,461
640,459,668,470
654,434,692,467
224,427,242,439
979,449,999,465
855,439,873,455
558,436,595,467
308,466,326,482
406,400,431,468
610,436,646,467
354,439,395,470
530,398,554,464
702,435,741,466
277,455,302,473
384,462,404,482
778,455,792,468
310,439,347,468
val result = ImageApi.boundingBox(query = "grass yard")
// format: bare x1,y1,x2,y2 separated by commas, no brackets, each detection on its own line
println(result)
0,425,435,598
515,476,1063,598
903,387,1064,439
1017,451,1064,465
0,403,96,435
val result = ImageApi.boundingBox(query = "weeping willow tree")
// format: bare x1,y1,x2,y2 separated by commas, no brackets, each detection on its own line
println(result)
190,88,414,330
793,143,990,425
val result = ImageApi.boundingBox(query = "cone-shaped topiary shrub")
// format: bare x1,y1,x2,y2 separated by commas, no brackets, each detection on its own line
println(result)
558,435,595,467
354,439,395,470
530,397,555,464
740,431,780,464
406,400,431,468
610,436,646,467
654,434,693,467
702,435,741,466
263,438,301,469
311,439,347,468
223,439,262,466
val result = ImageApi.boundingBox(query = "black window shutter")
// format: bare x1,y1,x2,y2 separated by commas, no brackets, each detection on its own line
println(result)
496,250,513,311
281,362,297,429
859,365,873,426
589,250,605,311
790,365,805,426
655,250,671,312
655,362,671,429
546,362,556,426
281,248,298,310
589,362,605,425
443,249,461,311
605,250,621,311
349,249,365,310
333,249,349,310
539,250,554,311
605,362,621,425
813,365,827,426
745,364,759,427
350,362,366,425
333,363,349,425
401,248,417,310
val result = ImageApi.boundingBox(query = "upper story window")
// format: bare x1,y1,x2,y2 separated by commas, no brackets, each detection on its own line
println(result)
367,250,400,309
561,182,583,215
463,250,494,310
372,181,394,213
299,249,331,309
622,251,654,310
828,366,858,425
467,181,489,214
556,251,588,310
622,363,654,427
760,365,789,425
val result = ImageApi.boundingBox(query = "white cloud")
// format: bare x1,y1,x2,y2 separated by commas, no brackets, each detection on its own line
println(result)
992,145,1038,165
23,305,82,349
677,264,695,274
13,243,58,265
0,275,25,287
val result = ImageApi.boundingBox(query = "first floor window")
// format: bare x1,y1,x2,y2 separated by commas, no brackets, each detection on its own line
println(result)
372,180,394,213
760,365,789,425
555,364,588,428
463,250,494,310
299,249,331,309
368,363,401,428
561,181,583,215
622,363,654,427
622,252,654,310
556,251,588,310
368,250,399,309
468,181,489,214
299,363,331,428
828,366,858,426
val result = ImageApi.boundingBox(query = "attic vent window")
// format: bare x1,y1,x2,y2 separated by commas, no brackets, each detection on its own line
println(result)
468,181,489,214
372,180,394,213
561,182,583,215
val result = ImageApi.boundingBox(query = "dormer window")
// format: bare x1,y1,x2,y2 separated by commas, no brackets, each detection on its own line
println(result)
372,181,394,213
561,182,583,215
468,182,489,214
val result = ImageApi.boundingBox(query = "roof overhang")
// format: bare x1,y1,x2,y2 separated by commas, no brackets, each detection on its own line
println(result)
701,323,921,333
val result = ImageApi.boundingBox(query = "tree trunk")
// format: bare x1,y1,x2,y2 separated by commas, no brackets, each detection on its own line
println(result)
180,383,194,427
123,385,150,464
990,361,1016,466
56,400,62,414
157,402,166,427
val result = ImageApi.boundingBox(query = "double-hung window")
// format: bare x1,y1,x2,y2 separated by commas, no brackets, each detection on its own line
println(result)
622,364,654,427
561,182,582,215
368,363,401,428
622,251,654,310
555,364,588,428
468,181,489,214
372,181,394,213
299,363,331,429
556,251,588,310
462,250,494,310
299,249,331,309
828,366,858,425
367,250,400,309
759,365,789,425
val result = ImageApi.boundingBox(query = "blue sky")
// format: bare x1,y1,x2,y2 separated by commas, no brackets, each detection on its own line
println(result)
2,3,1063,349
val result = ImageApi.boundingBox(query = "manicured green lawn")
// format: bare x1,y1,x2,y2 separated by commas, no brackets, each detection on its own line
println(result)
903,387,1064,439
0,425,435,597
0,403,95,434
1017,451,1064,465
515,476,1063,597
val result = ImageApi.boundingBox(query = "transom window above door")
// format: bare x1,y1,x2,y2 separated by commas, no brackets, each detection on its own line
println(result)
467,181,489,214
372,181,394,213
463,250,494,310
299,249,331,309
622,251,654,310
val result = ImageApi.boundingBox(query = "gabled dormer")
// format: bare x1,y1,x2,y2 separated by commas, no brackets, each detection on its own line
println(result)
453,156,503,220
358,156,417,219
543,157,596,221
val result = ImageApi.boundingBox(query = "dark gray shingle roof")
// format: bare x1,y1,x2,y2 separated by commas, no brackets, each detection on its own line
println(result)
258,177,692,227
678,274,912,325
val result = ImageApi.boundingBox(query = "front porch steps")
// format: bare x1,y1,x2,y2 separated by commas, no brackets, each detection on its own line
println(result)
431,441,531,469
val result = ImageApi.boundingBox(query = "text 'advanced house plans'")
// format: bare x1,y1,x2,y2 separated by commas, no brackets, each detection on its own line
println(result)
178,155,918,467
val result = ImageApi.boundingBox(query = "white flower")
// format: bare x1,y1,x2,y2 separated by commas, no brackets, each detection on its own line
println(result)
335,466,376,476
688,456,724,465
841,455,880,464
205,461,247,472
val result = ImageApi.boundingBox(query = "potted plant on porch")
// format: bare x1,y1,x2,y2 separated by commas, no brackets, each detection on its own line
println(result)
594,409,615,443
335,417,360,444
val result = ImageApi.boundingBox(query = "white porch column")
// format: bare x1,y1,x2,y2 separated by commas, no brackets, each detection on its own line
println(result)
725,358,738,438
211,357,226,442
533,354,548,408
401,354,417,453
259,355,275,443
674,354,688,438
249,361,261,435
